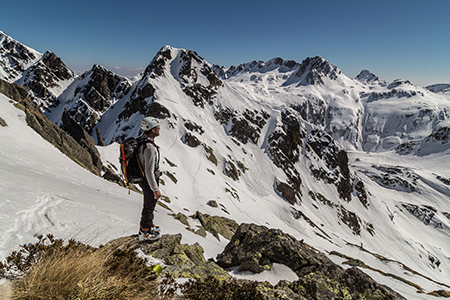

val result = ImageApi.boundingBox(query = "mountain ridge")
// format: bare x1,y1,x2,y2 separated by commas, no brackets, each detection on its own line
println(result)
1,31,450,299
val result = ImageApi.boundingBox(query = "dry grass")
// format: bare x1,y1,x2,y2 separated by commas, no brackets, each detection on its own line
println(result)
10,246,161,300
0,280,12,299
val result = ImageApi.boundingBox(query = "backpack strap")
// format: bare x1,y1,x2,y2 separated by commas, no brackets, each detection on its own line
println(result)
137,136,160,170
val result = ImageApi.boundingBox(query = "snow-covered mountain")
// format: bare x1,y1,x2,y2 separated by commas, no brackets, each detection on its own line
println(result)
0,31,75,110
1,31,450,299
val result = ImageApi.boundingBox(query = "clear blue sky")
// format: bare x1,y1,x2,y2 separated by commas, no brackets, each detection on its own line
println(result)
1,0,449,86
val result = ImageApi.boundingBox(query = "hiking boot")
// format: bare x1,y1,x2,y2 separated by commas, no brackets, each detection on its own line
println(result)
139,228,161,242
140,225,161,234
151,225,161,233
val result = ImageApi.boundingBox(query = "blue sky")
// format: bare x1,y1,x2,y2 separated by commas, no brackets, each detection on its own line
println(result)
1,0,449,86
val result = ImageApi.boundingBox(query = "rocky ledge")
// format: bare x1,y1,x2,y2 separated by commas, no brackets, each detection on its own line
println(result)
108,223,406,299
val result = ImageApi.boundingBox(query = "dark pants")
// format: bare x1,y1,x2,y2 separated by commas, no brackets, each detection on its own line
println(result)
138,180,158,229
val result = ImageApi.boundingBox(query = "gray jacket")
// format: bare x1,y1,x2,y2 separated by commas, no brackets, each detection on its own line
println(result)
137,136,161,192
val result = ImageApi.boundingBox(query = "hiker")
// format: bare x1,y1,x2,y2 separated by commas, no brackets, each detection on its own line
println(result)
138,117,162,241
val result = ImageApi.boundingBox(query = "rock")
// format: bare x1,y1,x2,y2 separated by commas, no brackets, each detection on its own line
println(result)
216,223,406,300
276,182,296,205
96,127,105,146
171,212,190,226
169,261,230,281
106,234,230,281
61,110,103,174
191,211,239,241
182,132,201,147
207,200,218,208
104,225,406,299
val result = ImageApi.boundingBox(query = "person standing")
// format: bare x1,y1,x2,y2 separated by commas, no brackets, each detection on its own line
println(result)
137,117,162,241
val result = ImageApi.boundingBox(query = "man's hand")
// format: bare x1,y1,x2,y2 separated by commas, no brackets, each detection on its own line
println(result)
154,190,161,200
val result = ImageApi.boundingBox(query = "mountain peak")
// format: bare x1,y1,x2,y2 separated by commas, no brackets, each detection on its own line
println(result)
291,56,342,85
0,31,42,82
142,45,175,78
41,50,74,81
356,69,379,84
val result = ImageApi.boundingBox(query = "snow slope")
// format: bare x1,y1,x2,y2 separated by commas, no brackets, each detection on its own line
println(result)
2,41,450,299
1,91,450,299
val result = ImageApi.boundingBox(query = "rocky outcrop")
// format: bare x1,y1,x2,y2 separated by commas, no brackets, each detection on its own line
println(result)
306,129,353,201
276,181,296,205
268,109,306,196
178,50,223,108
401,203,444,229
215,107,269,144
104,223,407,299
356,69,380,85
191,211,239,241
0,78,28,101
76,65,130,113
61,110,103,174
213,57,299,79
106,234,230,281
216,223,406,299
361,165,418,193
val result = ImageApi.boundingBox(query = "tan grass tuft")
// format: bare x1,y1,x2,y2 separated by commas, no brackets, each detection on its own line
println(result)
11,247,160,300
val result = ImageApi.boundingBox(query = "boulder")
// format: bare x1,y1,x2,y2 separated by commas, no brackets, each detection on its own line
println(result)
106,234,230,281
216,223,406,299
191,211,239,241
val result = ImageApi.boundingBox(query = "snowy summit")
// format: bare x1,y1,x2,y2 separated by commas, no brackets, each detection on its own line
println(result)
1,31,450,299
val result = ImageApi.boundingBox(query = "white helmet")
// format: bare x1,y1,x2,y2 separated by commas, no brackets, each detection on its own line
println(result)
141,117,160,132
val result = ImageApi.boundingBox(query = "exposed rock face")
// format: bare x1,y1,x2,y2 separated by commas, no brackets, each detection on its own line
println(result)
268,109,306,197
215,107,269,144
360,165,419,193
213,57,299,80
61,110,103,174
425,126,450,144
402,203,444,229
276,181,296,205
177,49,223,108
216,223,406,299
306,129,352,201
0,78,28,101
426,83,450,93
182,132,201,148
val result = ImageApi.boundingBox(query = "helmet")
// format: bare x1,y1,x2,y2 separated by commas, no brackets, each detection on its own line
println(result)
141,117,160,132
